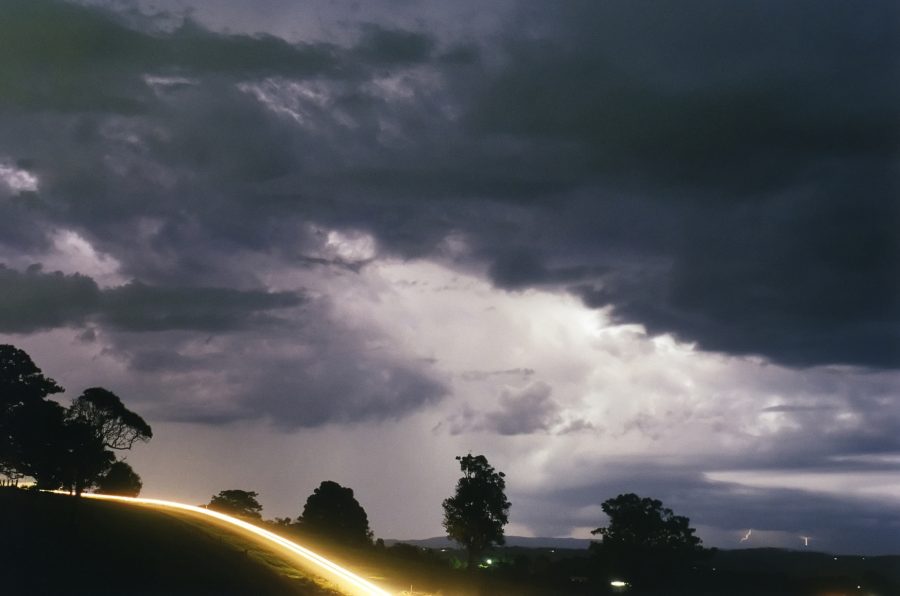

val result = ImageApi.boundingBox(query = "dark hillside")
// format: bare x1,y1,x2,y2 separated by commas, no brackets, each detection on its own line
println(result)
1,488,339,596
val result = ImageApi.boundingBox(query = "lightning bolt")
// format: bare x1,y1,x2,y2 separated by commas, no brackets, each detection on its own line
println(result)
740,529,752,543
800,536,810,547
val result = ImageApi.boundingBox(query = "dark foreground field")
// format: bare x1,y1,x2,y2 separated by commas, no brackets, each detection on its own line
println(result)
369,543,900,596
4,487,900,596
0,488,341,596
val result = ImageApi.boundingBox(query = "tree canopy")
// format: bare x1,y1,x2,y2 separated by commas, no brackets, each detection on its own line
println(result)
442,453,510,570
96,461,143,497
68,387,153,450
0,344,63,410
591,493,705,584
6,399,69,487
62,388,151,495
0,345,151,495
0,345,64,484
592,493,702,551
298,480,373,546
207,489,264,519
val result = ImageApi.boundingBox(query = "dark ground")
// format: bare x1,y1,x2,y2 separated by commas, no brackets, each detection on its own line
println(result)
4,488,899,595
0,488,339,596
363,541,900,595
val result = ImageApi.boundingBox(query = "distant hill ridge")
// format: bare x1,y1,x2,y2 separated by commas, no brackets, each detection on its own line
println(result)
384,536,593,549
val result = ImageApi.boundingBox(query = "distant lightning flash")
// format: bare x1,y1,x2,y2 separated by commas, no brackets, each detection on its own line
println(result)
740,529,752,543
800,536,811,547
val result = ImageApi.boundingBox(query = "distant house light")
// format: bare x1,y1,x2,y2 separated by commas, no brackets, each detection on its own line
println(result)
610,580,627,587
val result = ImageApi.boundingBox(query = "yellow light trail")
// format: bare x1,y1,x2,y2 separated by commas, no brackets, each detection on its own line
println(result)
59,492,393,596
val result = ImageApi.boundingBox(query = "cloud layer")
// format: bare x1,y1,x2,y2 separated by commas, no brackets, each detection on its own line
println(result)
3,0,895,368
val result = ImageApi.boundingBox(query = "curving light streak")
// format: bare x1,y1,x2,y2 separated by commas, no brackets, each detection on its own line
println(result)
58,492,392,596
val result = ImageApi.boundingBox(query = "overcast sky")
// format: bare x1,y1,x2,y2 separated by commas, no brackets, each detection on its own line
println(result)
1,0,898,554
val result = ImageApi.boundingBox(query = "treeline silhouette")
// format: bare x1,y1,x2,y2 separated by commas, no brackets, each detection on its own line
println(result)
199,475,897,595
3,344,896,594
0,345,150,496
206,481,374,547
204,456,715,594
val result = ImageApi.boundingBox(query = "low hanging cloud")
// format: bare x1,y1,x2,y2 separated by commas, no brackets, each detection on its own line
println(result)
229,349,448,429
448,381,592,436
0,264,304,333
90,295,450,428
0,265,99,331
459,367,535,382
486,382,561,435
101,281,303,331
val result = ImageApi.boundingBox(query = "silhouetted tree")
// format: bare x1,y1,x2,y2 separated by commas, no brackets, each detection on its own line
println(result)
0,345,63,484
0,347,151,495
68,388,152,450
61,419,115,495
208,489,264,519
0,345,64,410
59,388,151,496
591,493,704,585
298,480,373,546
96,461,143,497
15,405,113,495
442,453,510,571
9,399,69,488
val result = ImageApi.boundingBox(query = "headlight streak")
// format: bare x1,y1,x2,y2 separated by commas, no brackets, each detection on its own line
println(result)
53,491,392,596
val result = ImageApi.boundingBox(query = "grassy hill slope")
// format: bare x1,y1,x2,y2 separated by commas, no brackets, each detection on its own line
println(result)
1,488,342,596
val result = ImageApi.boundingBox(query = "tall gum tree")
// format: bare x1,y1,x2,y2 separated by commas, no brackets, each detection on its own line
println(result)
442,453,511,571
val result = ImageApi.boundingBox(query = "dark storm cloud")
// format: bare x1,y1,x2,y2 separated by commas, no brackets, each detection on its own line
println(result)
0,263,444,428
319,0,898,368
0,190,56,255
0,264,99,331
2,0,896,379
471,1,900,368
761,404,837,414
2,0,897,551
446,381,593,436
352,25,435,65
0,265,303,333
233,352,447,429
459,367,535,382
101,281,303,331
484,381,560,435
0,0,337,111
107,309,448,428
488,250,603,290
